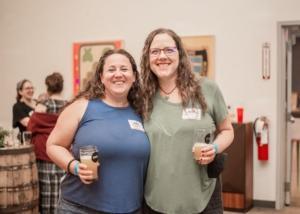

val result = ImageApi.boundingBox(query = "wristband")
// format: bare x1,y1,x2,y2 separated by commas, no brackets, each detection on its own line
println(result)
67,159,76,174
74,162,79,176
213,143,219,154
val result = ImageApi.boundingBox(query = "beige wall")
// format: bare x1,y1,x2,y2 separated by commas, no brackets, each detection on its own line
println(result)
1,0,300,204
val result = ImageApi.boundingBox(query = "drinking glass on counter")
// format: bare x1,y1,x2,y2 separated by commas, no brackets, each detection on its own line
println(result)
22,131,32,145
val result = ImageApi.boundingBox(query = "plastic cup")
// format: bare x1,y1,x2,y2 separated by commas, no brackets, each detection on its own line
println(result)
22,131,32,145
79,145,99,180
193,129,213,161
237,107,244,123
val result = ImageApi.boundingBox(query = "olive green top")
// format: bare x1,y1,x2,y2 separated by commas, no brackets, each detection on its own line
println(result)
144,78,228,213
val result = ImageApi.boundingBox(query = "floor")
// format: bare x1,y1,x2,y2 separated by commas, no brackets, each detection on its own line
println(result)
224,205,300,214
223,193,300,214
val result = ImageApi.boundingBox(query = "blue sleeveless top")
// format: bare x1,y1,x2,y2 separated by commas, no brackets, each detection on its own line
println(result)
61,99,150,213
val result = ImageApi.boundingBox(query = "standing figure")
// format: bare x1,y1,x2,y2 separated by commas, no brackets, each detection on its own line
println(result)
140,28,234,214
12,79,36,137
27,72,67,213
47,49,150,214
35,72,68,114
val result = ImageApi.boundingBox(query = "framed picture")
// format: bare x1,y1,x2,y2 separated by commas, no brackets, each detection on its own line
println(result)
73,40,123,95
181,36,215,79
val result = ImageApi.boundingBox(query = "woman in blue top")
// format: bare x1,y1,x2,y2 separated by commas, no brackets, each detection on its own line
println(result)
47,49,150,214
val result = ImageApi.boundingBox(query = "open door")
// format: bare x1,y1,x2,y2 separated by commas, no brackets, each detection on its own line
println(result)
285,26,293,205
277,21,300,210
278,23,300,207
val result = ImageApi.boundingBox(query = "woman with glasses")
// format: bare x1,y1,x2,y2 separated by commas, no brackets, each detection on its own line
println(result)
13,79,36,135
140,28,234,213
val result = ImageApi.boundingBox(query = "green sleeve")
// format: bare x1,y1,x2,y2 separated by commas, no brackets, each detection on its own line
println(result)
211,82,228,125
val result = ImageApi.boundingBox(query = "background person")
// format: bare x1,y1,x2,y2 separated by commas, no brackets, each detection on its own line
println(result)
35,72,67,113
140,28,234,214
12,79,36,137
27,72,67,213
47,49,150,214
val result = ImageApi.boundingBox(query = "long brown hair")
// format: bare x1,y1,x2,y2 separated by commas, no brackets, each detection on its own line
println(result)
71,49,143,116
140,28,207,120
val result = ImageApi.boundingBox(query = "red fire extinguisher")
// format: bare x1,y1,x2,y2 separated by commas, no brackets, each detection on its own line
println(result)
253,116,269,161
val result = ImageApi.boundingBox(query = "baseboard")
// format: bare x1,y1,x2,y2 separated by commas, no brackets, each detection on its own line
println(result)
253,200,275,208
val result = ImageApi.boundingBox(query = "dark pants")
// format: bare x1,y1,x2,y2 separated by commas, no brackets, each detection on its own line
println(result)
143,178,223,214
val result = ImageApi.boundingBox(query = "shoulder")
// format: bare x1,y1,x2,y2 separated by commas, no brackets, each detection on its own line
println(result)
13,101,26,111
13,101,22,108
65,98,88,112
200,78,218,90
199,78,219,95
35,103,47,113
60,98,88,121
12,102,19,109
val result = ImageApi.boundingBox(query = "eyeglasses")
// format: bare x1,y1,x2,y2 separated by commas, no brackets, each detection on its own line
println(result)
149,47,177,57
23,86,34,90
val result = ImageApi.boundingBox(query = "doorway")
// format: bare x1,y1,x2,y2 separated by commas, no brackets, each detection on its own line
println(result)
289,28,300,207
277,21,300,209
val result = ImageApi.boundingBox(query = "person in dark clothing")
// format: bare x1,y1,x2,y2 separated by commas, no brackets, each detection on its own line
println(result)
12,79,36,135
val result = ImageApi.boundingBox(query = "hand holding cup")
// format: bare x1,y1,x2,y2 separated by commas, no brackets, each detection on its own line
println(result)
79,145,100,183
192,129,215,165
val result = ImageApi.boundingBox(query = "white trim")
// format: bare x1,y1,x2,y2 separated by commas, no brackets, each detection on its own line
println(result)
276,20,300,209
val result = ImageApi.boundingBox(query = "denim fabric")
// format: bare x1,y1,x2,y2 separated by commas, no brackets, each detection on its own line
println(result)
56,198,142,214
56,198,104,214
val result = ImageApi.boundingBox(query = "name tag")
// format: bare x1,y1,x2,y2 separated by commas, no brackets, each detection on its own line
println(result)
128,120,145,132
182,108,202,120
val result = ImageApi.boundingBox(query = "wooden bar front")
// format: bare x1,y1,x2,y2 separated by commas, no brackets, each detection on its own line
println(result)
222,122,253,212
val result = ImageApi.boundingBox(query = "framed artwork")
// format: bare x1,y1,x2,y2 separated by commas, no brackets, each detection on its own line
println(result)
73,40,123,95
181,36,215,79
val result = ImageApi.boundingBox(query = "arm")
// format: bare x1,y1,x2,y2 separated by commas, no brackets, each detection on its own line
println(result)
13,102,32,128
20,117,30,127
196,115,234,165
213,115,234,153
35,103,47,113
46,99,94,184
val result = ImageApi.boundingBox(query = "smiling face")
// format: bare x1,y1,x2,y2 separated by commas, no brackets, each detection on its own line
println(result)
100,53,136,102
19,81,34,101
149,33,179,82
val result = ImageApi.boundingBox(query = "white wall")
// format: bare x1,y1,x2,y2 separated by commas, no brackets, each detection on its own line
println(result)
1,0,300,203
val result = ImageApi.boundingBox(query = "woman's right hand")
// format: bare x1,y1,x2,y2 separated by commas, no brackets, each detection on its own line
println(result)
77,163,96,184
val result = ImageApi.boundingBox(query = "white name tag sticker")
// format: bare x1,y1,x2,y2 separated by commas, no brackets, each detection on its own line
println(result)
182,108,202,120
128,120,145,132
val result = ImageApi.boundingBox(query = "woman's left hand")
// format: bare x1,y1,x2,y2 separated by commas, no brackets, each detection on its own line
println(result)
196,144,216,165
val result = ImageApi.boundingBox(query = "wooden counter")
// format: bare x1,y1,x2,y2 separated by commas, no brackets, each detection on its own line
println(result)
222,122,253,212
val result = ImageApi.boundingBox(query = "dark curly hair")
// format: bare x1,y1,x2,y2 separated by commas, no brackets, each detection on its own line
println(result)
72,49,143,116
140,28,207,120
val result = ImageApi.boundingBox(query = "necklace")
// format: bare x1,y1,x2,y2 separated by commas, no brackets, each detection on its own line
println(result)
159,85,177,100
